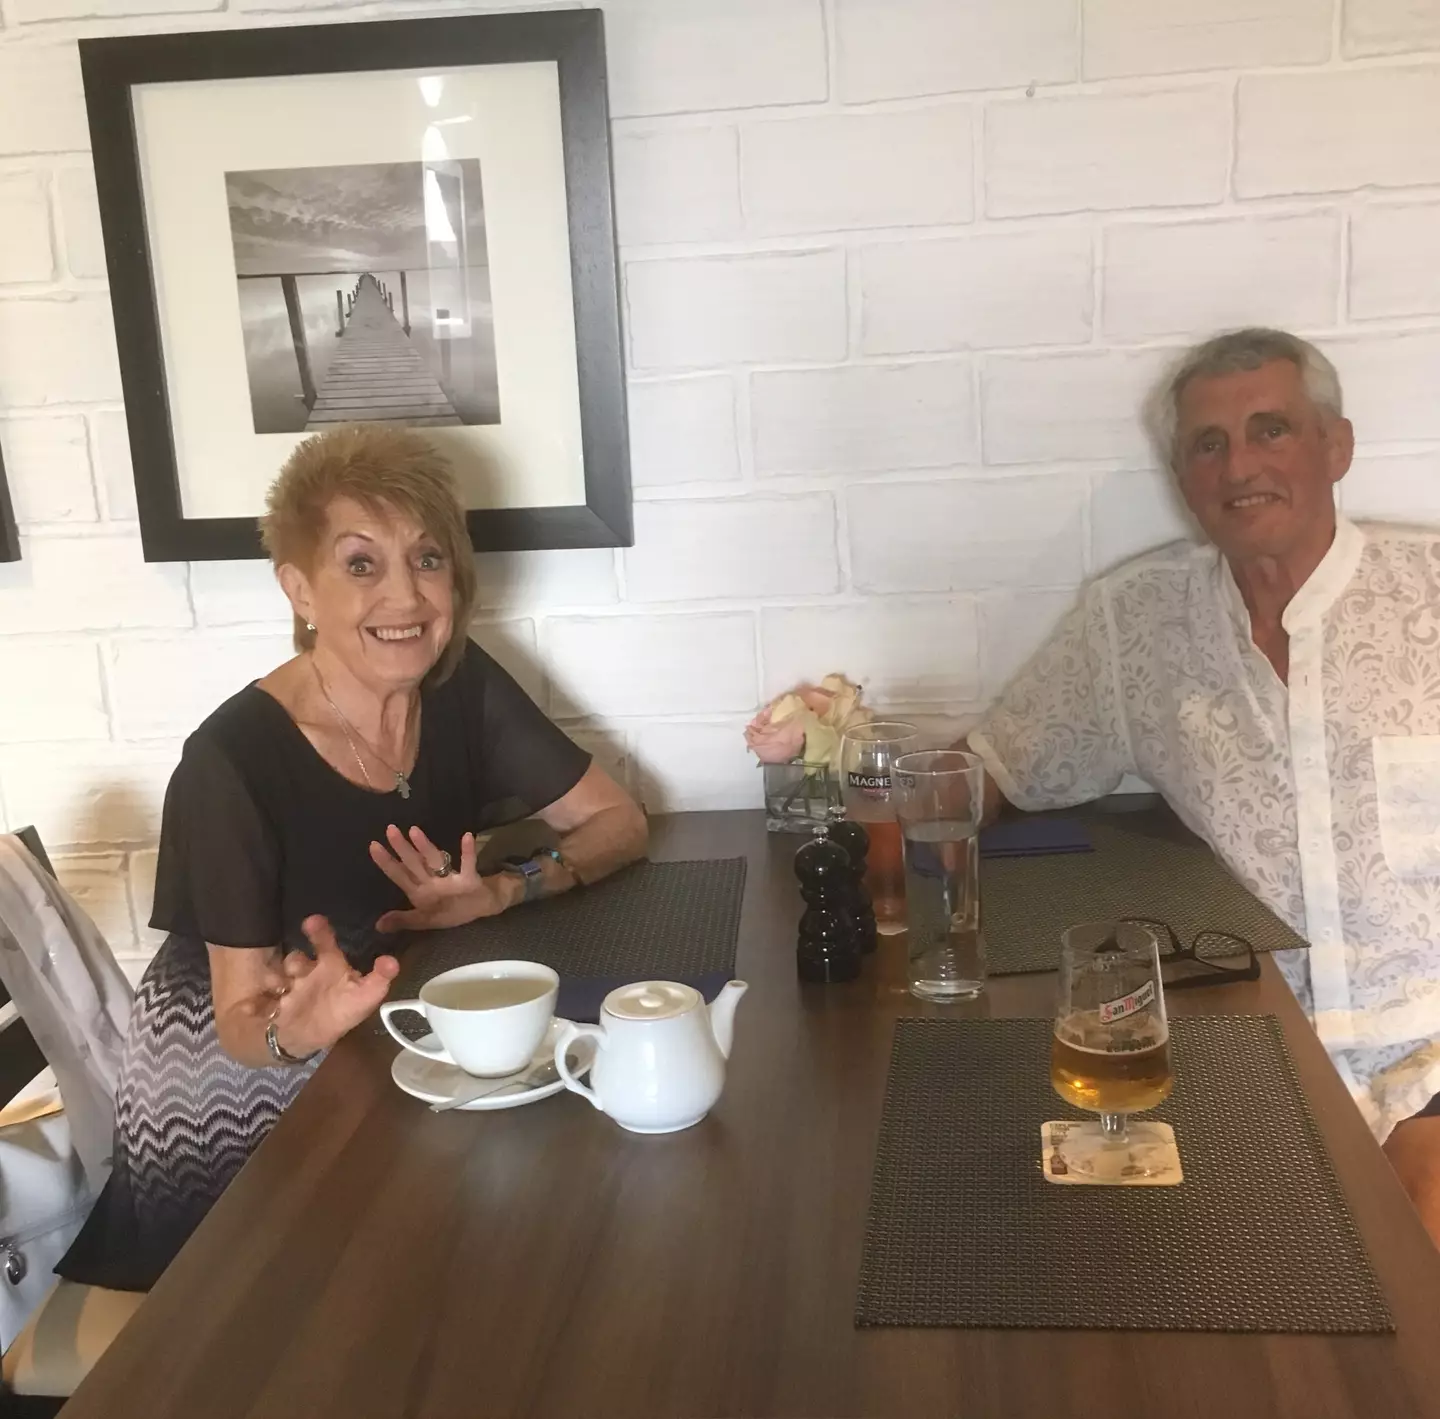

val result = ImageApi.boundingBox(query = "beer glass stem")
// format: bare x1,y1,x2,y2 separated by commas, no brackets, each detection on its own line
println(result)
1100,1111,1128,1143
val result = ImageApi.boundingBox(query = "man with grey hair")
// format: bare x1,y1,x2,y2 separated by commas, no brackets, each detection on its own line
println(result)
969,328,1440,1241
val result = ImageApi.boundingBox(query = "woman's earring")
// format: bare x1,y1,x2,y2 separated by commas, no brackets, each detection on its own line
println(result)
305,622,316,632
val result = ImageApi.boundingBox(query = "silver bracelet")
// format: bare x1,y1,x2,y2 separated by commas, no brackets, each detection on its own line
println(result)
265,994,317,1067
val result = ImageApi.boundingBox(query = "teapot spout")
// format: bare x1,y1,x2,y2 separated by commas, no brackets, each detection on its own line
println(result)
706,980,749,1060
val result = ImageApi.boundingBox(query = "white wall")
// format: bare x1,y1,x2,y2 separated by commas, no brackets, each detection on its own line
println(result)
3,0,1440,980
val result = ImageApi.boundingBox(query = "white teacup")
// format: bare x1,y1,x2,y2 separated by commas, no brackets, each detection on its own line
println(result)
380,961,558,1077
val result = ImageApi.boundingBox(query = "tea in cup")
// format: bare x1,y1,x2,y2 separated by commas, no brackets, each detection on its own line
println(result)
381,961,558,1076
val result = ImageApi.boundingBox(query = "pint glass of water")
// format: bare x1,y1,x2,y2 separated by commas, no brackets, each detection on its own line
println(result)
890,750,987,1002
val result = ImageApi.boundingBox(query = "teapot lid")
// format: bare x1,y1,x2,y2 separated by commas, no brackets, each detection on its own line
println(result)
603,981,701,1021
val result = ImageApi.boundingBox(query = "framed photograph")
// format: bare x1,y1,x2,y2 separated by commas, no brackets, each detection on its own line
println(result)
0,440,18,563
79,10,630,563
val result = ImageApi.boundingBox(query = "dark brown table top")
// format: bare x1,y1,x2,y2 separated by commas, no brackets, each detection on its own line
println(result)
62,805,1440,1419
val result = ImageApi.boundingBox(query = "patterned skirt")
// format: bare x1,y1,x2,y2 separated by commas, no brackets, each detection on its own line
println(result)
56,934,321,1292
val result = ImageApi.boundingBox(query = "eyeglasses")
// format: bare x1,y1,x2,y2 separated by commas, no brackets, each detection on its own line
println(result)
1119,917,1259,990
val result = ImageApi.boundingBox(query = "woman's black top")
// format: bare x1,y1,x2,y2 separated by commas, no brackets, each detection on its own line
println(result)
151,637,591,962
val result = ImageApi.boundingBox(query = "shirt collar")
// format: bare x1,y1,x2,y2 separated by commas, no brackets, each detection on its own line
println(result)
1214,516,1364,634
1281,516,1364,631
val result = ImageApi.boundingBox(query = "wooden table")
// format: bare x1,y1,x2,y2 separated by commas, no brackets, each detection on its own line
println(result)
63,808,1440,1419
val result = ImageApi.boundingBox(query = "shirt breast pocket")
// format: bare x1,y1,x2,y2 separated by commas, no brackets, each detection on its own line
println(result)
1373,735,1440,882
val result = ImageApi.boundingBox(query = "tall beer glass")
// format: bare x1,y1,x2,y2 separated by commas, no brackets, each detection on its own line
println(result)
839,721,919,935
891,750,987,1001
1049,920,1174,1180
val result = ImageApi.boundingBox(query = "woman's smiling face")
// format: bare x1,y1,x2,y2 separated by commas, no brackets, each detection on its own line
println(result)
282,495,455,690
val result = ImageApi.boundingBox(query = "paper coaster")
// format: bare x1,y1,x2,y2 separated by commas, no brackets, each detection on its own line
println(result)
1042,1119,1183,1186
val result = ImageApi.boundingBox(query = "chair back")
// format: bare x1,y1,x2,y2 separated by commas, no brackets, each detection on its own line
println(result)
0,832,55,1107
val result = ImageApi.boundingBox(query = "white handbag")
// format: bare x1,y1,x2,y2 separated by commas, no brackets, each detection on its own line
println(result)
0,1097,94,1345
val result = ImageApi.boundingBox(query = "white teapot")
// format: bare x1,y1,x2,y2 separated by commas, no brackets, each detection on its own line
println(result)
553,980,747,1134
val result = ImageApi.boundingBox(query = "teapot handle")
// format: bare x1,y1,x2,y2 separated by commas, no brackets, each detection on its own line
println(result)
554,1021,605,1110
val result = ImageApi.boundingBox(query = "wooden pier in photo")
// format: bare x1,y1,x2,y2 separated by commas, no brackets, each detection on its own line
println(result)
306,275,461,429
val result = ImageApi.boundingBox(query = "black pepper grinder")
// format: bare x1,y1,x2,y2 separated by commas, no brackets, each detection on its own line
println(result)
794,825,862,983
826,815,878,955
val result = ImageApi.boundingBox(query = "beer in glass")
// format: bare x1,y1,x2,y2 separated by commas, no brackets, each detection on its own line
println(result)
1049,920,1174,1179
839,721,919,935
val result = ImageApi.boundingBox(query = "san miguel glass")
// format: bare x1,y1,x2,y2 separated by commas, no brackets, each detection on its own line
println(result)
839,721,919,937
1049,920,1175,1180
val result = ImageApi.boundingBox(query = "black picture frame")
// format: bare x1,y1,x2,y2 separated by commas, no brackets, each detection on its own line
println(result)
79,10,631,564
0,440,18,564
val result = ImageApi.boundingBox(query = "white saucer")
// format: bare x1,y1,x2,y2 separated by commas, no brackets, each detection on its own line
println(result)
391,1018,594,1112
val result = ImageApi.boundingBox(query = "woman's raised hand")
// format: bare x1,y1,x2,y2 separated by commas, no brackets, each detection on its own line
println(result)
272,915,400,1057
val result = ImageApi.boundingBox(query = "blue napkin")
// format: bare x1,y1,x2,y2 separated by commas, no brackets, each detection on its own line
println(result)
557,970,733,1025
979,818,1093,859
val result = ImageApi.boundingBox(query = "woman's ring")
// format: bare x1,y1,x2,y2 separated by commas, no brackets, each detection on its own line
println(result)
430,850,454,879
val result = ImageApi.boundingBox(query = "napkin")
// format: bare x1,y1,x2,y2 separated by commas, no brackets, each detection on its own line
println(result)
979,818,1093,859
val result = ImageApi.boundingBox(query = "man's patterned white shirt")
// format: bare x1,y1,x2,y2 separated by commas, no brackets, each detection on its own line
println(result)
972,519,1440,1139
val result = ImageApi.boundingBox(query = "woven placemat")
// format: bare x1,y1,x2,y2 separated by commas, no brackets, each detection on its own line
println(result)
983,823,1307,975
386,858,745,1018
856,1016,1390,1333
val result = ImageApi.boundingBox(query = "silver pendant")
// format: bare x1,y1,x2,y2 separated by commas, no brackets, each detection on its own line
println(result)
396,773,411,799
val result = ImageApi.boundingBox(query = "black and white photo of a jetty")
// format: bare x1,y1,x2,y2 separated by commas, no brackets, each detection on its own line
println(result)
226,159,501,434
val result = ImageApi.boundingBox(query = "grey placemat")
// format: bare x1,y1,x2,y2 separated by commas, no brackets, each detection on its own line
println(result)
388,857,746,999
856,1016,1391,1333
983,823,1307,975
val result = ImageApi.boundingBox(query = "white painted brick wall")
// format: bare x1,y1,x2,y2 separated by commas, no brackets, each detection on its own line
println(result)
54,168,108,280
0,535,191,633
985,88,1232,216
626,250,847,370
628,376,740,488
0,297,121,406
50,852,136,951
0,47,90,155
605,0,828,118
544,613,757,719
1349,203,1440,319
834,0,1076,102
635,720,762,812
1343,453,1440,523
0,174,55,285
1090,469,1199,573
1083,0,1332,79
1344,0,1440,56
0,642,107,743
847,476,1088,593
106,634,293,741
612,127,740,247
751,361,975,476
860,231,1093,354
624,495,839,602
0,416,97,524
982,350,1173,466
4,0,1440,964
740,109,974,234
1101,214,1341,340
1331,333,1440,442
1236,67,1440,195
978,590,1079,698
760,600,981,706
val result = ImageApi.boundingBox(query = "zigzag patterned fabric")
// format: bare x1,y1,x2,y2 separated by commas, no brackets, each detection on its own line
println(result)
57,933,320,1291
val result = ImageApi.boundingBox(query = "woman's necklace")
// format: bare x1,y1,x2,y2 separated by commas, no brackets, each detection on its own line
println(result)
311,658,415,799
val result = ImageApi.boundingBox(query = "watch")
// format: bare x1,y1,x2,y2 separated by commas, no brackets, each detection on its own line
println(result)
501,848,563,904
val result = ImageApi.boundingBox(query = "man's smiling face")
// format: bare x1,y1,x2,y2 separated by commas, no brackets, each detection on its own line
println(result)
1174,358,1353,566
